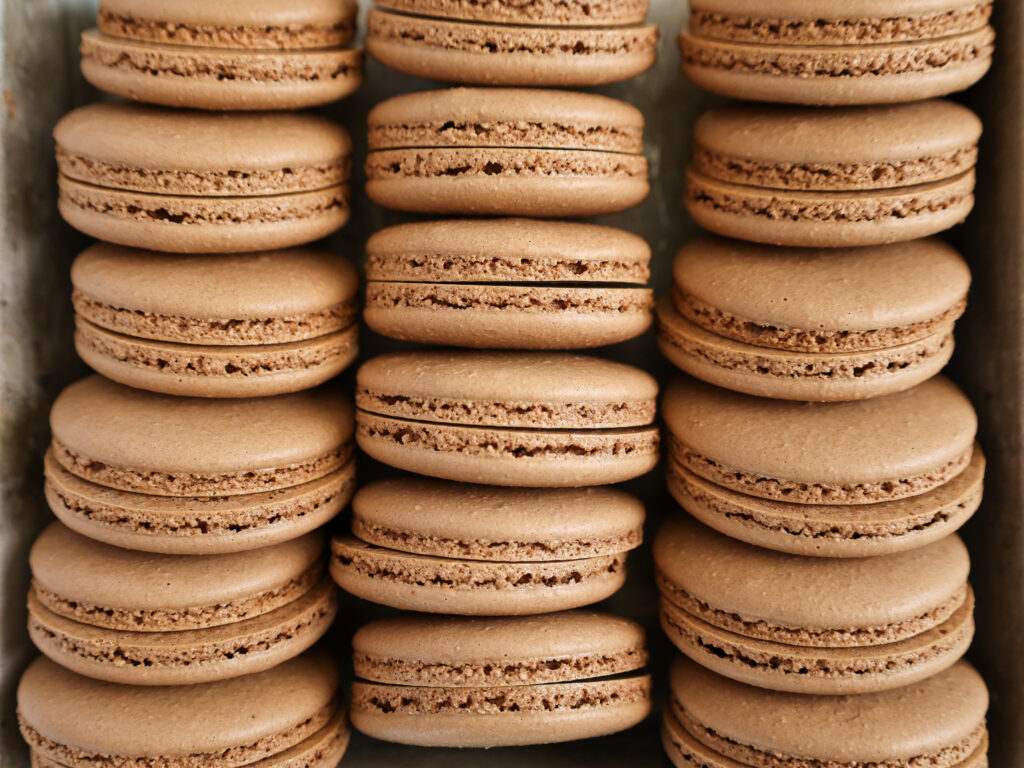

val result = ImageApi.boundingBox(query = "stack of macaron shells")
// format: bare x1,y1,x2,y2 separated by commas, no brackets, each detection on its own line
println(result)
27,523,335,686
349,612,652,747
684,101,982,248
679,0,994,105
54,103,352,253
331,479,644,614
44,375,356,555
71,244,360,397
366,0,658,86
663,656,989,768
18,651,348,768
81,0,363,110
366,87,650,217
354,351,660,487
658,236,971,401
654,514,974,695
364,219,654,348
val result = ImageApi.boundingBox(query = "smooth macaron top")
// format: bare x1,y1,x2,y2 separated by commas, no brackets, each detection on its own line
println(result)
693,101,981,188
352,478,644,558
51,375,353,477
663,375,976,486
354,611,646,682
99,0,358,35
671,656,987,763
368,88,644,153
18,652,337,758
673,236,970,334
689,0,986,23
30,522,322,614
375,0,649,25
72,243,358,327
655,515,969,631
366,219,651,284
55,103,351,185
357,351,658,429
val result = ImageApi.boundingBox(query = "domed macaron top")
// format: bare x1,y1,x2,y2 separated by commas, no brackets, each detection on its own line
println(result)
669,655,987,764
18,652,338,761
55,103,351,195
663,375,976,492
356,351,658,429
50,376,353,490
351,478,644,560
375,0,649,26
689,0,989,29
654,514,970,633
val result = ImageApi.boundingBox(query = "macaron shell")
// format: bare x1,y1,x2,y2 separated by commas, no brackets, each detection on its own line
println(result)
76,320,358,398
667,447,984,558
679,28,994,105
331,538,627,614
685,167,975,248
375,0,650,26
365,282,653,349
356,412,660,487
351,677,651,747
669,656,988,764
28,579,336,685
657,298,954,401
80,31,363,111
366,10,657,87
17,652,338,760
660,591,974,695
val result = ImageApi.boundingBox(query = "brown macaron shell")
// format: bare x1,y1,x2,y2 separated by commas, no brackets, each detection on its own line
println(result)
365,218,653,349
18,651,348,767
659,236,969,400
366,88,649,218
663,656,988,768
49,375,354,498
654,515,974,694
54,103,351,253
350,612,651,747
332,479,642,614
679,0,994,105
662,375,977,505
355,351,659,487
28,524,336,685
366,6,657,87
685,102,981,247
71,245,359,397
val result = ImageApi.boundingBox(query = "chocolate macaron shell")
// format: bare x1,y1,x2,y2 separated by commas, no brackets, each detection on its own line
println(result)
352,478,644,561
366,9,657,87
667,446,985,558
663,375,976,504
54,104,351,252
353,612,647,686
44,450,356,555
50,376,354,497
666,656,988,768
18,652,344,766
331,538,628,615
366,88,648,218
376,0,650,26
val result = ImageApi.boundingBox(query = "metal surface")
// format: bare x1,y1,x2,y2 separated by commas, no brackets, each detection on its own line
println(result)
1,1,1021,765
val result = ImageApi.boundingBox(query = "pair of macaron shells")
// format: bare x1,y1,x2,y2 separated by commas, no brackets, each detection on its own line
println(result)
685,100,983,248
350,611,652,748
658,235,971,401
81,0,363,110
366,88,650,217
54,103,352,253
18,651,349,768
331,479,644,615
663,656,988,768
355,351,660,487
368,0,658,86
680,0,994,104
71,244,359,397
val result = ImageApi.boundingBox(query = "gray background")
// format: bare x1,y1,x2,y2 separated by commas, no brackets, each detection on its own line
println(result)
2,1,1021,765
